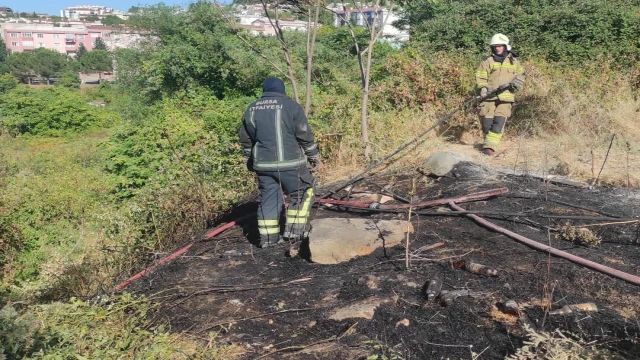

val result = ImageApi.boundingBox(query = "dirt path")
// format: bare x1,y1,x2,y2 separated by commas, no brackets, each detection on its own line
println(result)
129,162,640,359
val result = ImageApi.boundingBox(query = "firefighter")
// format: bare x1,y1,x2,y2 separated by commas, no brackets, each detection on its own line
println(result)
239,77,321,248
475,33,526,155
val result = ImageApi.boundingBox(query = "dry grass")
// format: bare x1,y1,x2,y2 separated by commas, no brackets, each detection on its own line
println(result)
488,303,519,326
556,224,601,246
318,61,640,189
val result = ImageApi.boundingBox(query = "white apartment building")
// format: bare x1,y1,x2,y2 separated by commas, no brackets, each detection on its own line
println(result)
60,5,128,20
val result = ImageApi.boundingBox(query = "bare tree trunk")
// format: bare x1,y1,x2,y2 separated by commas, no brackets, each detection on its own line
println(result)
262,0,300,103
361,17,376,160
304,4,320,115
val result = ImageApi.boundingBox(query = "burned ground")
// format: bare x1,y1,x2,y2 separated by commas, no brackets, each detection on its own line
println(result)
127,162,640,359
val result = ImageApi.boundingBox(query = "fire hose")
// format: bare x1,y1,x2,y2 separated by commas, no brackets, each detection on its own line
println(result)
449,202,640,286
114,213,253,291
320,83,513,200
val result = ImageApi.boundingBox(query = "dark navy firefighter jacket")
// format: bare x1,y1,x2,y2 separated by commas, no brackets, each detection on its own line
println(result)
239,86,318,172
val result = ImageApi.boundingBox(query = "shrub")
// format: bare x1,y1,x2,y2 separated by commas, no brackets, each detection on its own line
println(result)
54,72,81,90
0,86,116,136
0,74,18,94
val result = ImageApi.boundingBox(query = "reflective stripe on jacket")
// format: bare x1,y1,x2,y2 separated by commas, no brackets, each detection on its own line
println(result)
239,92,318,171
475,53,525,103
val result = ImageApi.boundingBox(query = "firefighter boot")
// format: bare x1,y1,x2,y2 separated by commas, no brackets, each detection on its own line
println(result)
259,234,283,248
481,117,493,136
483,116,505,155
282,224,308,242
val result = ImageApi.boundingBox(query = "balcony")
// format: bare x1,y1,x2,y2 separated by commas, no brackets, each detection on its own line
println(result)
65,38,76,44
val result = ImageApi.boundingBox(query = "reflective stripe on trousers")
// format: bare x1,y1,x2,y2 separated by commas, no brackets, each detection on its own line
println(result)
286,187,314,225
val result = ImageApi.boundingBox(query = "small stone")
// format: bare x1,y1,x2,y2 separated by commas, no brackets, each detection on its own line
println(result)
268,319,274,325
229,299,244,307
307,320,317,328
405,281,418,288
396,318,410,327
328,297,389,320
357,275,380,289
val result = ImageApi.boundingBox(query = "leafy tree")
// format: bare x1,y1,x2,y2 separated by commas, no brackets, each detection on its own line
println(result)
80,50,112,78
84,15,100,22
101,15,126,26
122,2,260,101
0,86,110,136
399,0,640,66
0,73,18,93
55,72,81,89
93,37,108,51
0,38,9,74
76,43,88,60
6,48,71,83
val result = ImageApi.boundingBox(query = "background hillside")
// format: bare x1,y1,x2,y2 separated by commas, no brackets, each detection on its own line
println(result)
0,0,638,358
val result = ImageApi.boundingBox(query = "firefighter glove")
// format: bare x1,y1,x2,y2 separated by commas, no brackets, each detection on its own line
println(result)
510,77,525,90
480,87,488,98
307,154,322,172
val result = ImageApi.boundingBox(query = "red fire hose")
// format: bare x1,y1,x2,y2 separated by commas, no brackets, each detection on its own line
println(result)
316,188,508,210
449,202,640,286
114,213,253,291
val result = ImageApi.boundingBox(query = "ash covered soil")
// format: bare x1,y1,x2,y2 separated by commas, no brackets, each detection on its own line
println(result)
128,162,640,359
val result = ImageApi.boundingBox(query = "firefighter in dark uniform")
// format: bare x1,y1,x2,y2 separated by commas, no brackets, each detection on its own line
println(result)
239,77,321,248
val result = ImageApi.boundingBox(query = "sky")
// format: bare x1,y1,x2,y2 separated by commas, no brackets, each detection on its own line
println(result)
3,0,196,15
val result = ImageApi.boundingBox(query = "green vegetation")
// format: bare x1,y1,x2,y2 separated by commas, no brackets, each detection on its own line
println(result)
0,0,639,358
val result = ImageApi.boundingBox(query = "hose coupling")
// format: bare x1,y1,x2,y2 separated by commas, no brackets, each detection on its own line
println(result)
368,202,381,209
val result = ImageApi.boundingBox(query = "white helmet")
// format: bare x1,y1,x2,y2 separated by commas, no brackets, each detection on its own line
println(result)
490,33,511,51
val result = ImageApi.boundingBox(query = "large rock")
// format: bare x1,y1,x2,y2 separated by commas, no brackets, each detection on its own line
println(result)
308,218,413,264
421,151,468,177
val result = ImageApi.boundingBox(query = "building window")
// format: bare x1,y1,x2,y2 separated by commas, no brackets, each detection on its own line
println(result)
22,41,33,46
22,32,32,37
10,33,18,38
37,33,44,38
66,44,74,47
10,42,18,46
91,32,99,38
54,42,61,47
53,34,60,39
38,42,45,47
77,35,85,39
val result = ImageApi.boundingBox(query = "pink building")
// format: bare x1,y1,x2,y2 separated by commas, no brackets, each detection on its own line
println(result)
2,24,142,55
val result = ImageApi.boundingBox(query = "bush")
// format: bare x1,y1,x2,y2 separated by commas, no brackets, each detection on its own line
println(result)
0,74,18,93
0,295,240,359
401,0,640,67
0,86,115,136
54,72,81,90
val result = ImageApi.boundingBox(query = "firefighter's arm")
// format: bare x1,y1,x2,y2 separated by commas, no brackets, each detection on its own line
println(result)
475,59,489,90
238,110,254,159
511,59,526,90
293,104,319,157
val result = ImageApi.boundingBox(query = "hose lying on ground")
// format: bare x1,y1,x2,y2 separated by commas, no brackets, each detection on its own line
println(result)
449,202,640,286
113,214,253,291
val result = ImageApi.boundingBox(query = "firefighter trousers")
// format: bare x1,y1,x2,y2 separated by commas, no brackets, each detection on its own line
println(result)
256,166,315,243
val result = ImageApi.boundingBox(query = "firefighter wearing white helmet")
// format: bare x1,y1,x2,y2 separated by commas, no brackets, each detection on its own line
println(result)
475,33,525,156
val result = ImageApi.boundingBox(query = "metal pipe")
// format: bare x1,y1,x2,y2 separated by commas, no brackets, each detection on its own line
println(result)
449,202,640,286
316,187,509,210
114,214,253,291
